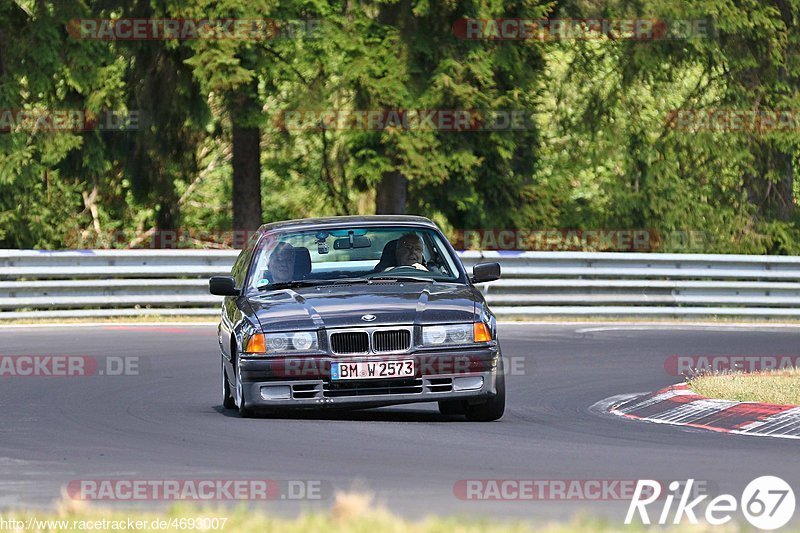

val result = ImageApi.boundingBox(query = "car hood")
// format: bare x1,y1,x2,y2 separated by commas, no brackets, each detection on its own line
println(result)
246,282,479,331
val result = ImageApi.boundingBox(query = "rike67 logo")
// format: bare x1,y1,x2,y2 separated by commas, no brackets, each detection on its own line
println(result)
626,477,795,530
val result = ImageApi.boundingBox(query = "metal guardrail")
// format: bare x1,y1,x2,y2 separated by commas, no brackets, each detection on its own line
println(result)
1,249,800,319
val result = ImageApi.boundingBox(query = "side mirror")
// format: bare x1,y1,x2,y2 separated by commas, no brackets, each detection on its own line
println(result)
209,276,240,296
471,262,501,284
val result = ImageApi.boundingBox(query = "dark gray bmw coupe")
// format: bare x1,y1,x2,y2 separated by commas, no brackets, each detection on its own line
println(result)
210,215,504,420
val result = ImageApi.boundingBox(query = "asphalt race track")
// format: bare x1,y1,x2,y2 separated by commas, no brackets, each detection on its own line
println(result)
1,323,798,524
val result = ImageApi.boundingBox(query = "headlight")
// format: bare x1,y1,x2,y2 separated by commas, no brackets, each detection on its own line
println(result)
291,332,315,350
422,323,492,346
243,331,319,355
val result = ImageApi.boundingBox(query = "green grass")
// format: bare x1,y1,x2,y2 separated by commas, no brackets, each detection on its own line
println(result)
0,493,788,533
689,368,800,405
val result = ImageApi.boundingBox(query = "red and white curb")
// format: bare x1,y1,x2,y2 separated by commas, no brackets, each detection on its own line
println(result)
606,383,800,440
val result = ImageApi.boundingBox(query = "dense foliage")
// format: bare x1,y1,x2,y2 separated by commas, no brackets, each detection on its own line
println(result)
1,0,798,252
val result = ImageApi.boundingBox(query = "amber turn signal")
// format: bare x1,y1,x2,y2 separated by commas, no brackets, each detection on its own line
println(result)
244,333,267,354
473,322,492,342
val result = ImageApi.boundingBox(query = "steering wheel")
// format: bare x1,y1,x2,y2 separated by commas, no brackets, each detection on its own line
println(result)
375,265,429,274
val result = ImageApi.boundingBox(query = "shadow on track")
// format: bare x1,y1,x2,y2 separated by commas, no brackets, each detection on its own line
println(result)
211,404,483,423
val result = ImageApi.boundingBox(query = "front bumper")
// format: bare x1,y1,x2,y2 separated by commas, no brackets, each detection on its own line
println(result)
238,346,500,409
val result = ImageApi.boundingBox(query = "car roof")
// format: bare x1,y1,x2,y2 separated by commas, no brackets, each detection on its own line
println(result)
257,215,438,234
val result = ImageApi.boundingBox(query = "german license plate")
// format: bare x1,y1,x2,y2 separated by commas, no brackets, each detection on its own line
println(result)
331,360,415,380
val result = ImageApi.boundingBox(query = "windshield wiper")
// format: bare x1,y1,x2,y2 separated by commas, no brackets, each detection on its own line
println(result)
369,275,434,283
258,280,332,291
326,278,372,285
258,278,377,291
259,276,437,290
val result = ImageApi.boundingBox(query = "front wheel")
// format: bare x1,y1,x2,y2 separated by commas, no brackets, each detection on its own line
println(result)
233,357,254,418
464,360,505,422
221,358,236,409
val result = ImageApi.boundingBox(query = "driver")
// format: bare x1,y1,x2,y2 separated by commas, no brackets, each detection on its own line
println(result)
268,242,296,283
385,233,428,271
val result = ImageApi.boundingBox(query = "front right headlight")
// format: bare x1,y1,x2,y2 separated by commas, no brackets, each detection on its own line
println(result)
421,323,491,346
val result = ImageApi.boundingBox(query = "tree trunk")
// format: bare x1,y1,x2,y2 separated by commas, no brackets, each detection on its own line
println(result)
373,0,411,216
154,189,179,248
375,170,407,214
745,142,795,221
231,90,262,236
775,150,794,221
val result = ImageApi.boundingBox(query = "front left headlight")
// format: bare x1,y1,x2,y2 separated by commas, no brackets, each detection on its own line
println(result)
243,331,319,355
421,322,492,346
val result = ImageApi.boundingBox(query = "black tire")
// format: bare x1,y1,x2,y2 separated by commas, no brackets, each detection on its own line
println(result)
221,358,236,410
465,360,506,422
233,355,254,418
438,400,466,415
238,401,254,418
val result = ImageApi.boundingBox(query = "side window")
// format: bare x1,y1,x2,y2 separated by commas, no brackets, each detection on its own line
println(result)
232,232,261,288
426,233,457,277
230,252,246,286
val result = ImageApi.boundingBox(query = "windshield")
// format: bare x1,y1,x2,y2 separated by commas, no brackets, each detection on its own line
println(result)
248,226,462,290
